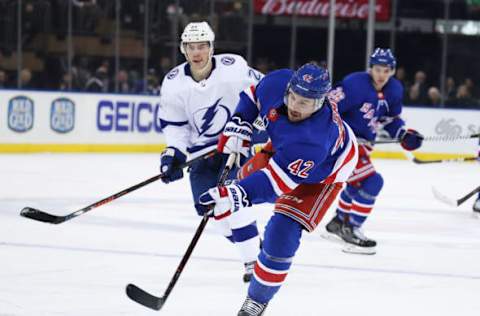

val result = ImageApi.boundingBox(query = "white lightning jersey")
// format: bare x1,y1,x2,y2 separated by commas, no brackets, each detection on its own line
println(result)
159,54,263,158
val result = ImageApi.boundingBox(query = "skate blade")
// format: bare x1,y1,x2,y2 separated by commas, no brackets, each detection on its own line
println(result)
320,231,344,244
342,243,376,255
473,211,480,219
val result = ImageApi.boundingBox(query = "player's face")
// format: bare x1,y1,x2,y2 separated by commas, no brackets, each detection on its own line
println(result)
184,42,211,71
371,64,394,90
287,90,317,122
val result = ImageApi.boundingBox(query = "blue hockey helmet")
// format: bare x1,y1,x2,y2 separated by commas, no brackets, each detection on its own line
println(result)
288,63,331,109
369,48,396,69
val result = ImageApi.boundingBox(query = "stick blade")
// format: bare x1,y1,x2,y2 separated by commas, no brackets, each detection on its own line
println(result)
412,157,439,164
20,207,64,224
432,187,458,207
126,283,165,311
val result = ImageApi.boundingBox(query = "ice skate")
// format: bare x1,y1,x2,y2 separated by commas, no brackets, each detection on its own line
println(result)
321,215,344,244
238,296,268,316
341,223,376,255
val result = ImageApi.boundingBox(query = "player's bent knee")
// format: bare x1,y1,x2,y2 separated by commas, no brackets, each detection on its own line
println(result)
263,214,302,258
361,173,384,196
345,183,360,199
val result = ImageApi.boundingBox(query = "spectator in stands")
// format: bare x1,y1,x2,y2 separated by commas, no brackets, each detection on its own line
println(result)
0,69,8,88
116,69,131,94
85,65,108,92
426,86,442,107
463,78,479,98
133,68,160,95
73,56,91,89
446,77,457,100
445,84,479,108
145,69,161,95
408,70,428,104
59,72,73,91
406,82,420,105
395,66,409,88
395,66,411,101
19,68,33,89
60,69,85,91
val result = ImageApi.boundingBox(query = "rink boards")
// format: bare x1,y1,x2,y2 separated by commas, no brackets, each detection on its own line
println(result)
0,90,478,158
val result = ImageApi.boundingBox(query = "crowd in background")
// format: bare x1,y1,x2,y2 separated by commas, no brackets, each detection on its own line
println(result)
395,67,480,108
0,0,480,109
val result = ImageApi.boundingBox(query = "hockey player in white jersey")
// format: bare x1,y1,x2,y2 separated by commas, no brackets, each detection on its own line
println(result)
158,21,263,282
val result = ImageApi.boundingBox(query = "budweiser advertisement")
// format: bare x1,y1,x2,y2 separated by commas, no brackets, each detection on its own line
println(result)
254,0,391,22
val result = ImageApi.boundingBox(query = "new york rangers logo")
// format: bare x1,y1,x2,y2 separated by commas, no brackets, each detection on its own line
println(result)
302,74,314,83
267,108,278,122
193,98,231,137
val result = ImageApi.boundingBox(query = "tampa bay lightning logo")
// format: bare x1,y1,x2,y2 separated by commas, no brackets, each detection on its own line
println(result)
221,56,235,65
167,68,179,80
193,98,231,137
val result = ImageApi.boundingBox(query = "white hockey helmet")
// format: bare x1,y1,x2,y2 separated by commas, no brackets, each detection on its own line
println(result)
180,22,215,55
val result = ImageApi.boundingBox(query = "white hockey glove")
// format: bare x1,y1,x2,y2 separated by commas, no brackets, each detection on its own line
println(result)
198,184,251,220
217,116,252,166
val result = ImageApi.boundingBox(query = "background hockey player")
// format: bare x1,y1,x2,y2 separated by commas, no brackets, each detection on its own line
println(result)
199,63,358,315
323,48,424,254
158,21,263,282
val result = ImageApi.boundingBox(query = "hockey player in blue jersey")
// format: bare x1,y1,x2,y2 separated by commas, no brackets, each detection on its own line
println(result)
199,63,358,315
323,48,424,254
158,21,264,282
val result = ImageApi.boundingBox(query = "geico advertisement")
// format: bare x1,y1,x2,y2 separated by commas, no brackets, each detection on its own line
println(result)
0,90,164,143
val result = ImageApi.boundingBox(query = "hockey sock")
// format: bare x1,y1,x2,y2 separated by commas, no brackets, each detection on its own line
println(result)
231,221,260,263
348,173,383,227
248,213,302,304
229,209,261,263
336,188,354,221
210,219,234,242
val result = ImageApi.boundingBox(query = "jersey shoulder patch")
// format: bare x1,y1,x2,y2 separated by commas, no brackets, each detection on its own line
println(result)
220,55,236,66
216,54,247,67
166,67,180,80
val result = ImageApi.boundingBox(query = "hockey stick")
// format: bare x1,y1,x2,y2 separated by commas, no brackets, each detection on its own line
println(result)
126,152,237,311
432,186,480,207
373,132,480,145
20,149,217,224
411,156,478,164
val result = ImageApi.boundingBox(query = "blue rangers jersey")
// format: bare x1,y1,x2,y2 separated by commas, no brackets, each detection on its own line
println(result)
334,72,405,142
235,69,358,204
159,54,263,158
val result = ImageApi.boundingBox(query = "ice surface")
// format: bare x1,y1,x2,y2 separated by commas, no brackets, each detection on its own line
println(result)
1,154,479,316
